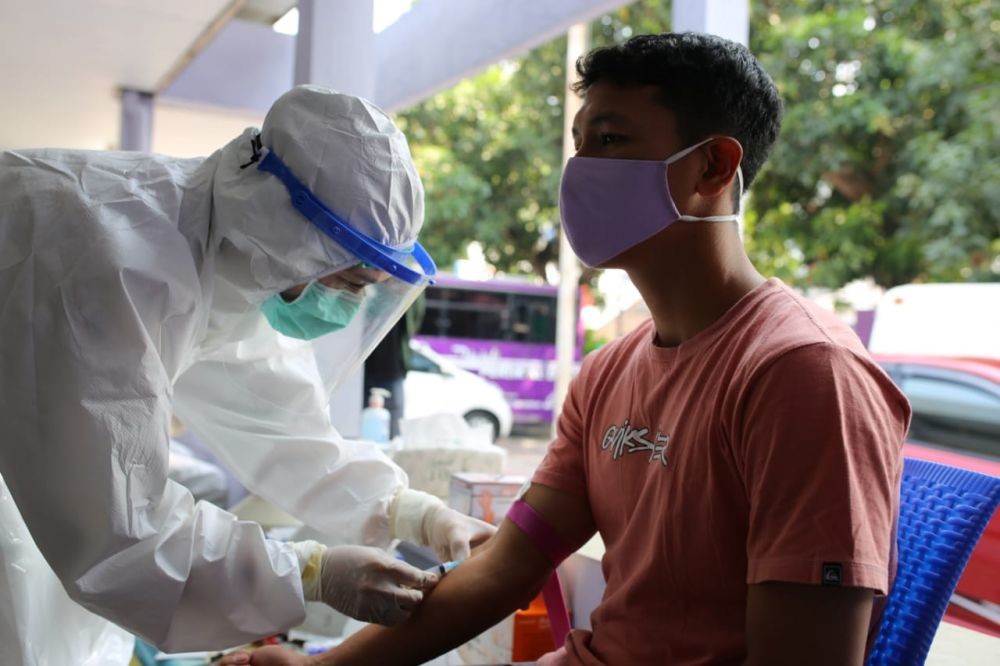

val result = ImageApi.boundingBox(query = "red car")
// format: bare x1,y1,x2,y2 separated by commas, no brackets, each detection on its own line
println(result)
874,354,1000,636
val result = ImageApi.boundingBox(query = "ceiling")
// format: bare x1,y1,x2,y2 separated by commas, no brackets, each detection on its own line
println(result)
0,0,237,151
0,0,632,153
237,0,296,25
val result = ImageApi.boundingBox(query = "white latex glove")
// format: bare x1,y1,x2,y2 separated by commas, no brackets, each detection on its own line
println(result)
391,489,498,560
292,541,438,626
425,504,498,560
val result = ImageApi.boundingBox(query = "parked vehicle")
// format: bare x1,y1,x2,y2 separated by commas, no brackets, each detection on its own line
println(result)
873,354,1000,636
875,354,1000,461
868,283,1000,360
404,341,513,442
414,275,582,426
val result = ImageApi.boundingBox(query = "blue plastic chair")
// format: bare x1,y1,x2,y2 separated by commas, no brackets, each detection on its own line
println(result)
867,458,1000,665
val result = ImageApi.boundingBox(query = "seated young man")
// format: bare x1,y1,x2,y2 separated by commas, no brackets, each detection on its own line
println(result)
221,32,910,666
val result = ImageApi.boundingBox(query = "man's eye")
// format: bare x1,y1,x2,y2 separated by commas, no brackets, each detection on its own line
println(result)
600,133,624,146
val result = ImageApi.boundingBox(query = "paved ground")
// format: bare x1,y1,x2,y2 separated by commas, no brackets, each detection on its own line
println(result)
497,428,551,478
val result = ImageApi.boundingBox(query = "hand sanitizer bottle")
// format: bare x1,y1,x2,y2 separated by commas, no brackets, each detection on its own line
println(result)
361,388,391,445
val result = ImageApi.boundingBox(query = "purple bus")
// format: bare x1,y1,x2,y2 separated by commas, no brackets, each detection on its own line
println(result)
414,275,581,426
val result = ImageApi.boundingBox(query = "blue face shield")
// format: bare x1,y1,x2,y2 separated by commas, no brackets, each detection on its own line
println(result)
261,281,364,341
256,149,436,287
226,146,437,416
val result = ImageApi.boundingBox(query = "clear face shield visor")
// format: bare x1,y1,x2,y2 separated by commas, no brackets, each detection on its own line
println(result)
223,148,436,417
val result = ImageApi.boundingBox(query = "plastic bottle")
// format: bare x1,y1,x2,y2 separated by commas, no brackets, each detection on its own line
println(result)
361,388,391,445
512,592,557,661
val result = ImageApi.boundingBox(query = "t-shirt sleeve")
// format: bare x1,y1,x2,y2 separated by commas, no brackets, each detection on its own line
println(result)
738,343,910,594
531,354,594,497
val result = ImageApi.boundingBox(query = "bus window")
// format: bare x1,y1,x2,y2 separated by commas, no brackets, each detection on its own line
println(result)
413,278,577,427
419,287,509,340
510,294,557,343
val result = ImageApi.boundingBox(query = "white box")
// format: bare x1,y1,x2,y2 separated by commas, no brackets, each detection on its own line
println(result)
394,448,505,500
448,472,527,526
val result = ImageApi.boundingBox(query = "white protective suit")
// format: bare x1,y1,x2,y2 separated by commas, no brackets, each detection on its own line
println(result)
168,439,230,506
0,86,458,661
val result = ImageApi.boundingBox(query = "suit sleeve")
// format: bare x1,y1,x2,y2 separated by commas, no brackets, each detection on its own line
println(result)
172,316,408,547
0,260,306,651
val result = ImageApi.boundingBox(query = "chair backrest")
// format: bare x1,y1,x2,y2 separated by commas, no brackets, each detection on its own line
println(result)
866,458,1000,665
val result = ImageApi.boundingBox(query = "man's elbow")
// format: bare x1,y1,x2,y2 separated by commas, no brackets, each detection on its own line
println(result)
466,530,555,610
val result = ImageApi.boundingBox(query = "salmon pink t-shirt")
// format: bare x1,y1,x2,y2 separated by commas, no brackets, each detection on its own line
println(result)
532,279,910,665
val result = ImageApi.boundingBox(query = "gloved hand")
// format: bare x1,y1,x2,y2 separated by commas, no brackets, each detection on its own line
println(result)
424,504,497,561
292,542,438,626
391,489,497,560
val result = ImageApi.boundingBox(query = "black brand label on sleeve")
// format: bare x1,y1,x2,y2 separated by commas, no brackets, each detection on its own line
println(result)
822,562,843,586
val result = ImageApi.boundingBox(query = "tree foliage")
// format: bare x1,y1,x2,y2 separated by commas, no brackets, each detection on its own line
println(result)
747,0,999,287
397,0,999,289
395,48,567,276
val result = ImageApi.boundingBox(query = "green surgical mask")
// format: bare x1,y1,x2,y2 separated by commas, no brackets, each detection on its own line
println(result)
261,282,364,340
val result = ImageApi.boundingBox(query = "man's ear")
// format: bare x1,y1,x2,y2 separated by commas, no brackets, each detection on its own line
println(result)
697,138,743,200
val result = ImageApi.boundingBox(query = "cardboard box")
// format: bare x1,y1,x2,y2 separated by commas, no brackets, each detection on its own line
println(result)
394,448,505,500
448,472,527,526
394,415,506,500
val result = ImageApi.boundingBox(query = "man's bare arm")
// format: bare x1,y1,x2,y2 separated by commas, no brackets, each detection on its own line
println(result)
315,483,596,666
745,581,874,666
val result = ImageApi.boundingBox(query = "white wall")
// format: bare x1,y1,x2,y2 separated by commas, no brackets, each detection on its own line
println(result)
152,100,264,157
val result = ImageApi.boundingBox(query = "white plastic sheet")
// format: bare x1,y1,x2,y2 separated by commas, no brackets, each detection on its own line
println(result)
0,475,134,665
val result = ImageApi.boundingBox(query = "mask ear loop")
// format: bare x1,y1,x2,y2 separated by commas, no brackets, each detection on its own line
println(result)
663,136,716,166
672,138,745,224
734,165,745,215
734,166,746,241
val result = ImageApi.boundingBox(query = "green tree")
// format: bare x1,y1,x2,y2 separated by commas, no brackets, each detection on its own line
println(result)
746,0,999,287
398,0,999,288
396,47,567,276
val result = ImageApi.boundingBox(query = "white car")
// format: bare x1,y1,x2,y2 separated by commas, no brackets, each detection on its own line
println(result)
405,341,513,442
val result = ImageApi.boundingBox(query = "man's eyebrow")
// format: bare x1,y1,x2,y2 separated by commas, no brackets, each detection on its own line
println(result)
587,112,629,127
572,111,629,137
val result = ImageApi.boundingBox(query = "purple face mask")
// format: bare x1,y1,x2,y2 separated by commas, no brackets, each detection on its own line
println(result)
558,137,743,267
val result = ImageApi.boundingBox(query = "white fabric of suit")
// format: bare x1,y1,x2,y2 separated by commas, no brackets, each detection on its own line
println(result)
0,85,425,660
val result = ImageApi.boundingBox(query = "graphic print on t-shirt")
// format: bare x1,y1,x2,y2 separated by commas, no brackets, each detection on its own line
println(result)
600,418,670,466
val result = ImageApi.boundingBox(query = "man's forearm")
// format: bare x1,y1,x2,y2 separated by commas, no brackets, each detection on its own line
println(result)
317,524,553,666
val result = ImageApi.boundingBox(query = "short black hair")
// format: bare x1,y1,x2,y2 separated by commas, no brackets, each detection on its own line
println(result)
573,32,783,191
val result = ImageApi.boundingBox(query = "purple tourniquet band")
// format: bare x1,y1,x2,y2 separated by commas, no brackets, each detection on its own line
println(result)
505,499,574,648
543,574,572,649
506,499,573,566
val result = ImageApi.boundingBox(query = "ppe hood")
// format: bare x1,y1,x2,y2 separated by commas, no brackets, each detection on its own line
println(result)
209,86,425,308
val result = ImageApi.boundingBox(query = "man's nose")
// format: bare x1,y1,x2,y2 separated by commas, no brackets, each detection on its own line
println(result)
573,137,599,159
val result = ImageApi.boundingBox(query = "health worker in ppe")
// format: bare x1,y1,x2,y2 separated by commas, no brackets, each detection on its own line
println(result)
0,85,495,663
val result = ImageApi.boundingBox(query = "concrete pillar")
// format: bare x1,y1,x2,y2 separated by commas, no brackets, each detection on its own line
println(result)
294,0,377,436
120,89,154,151
294,0,375,98
553,24,589,436
672,0,749,46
